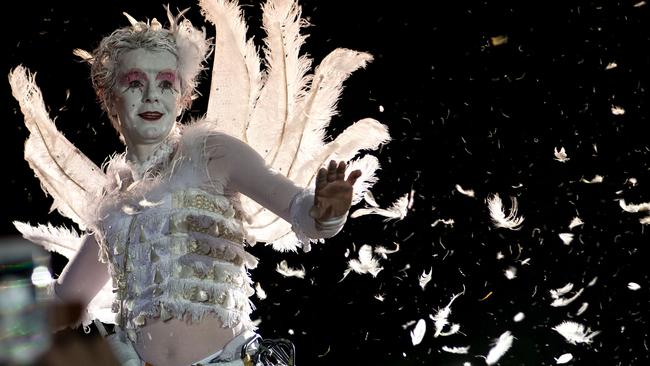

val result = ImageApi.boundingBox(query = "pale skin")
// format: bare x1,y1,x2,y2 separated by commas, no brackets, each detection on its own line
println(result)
51,48,360,365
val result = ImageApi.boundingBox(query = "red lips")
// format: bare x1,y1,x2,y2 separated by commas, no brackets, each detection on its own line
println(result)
138,112,163,121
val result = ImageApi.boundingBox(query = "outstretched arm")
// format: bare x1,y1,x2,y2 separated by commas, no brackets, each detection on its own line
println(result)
206,133,358,239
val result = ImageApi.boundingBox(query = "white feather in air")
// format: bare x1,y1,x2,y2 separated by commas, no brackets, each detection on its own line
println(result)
619,199,650,213
441,345,470,354
431,218,455,227
419,268,432,290
550,283,574,299
351,192,409,221
551,288,583,307
13,221,83,260
569,216,583,229
430,292,462,337
486,331,514,365
455,184,475,197
576,302,589,316
200,0,262,140
374,242,399,259
580,175,603,184
555,353,573,364
255,283,267,300
559,233,574,245
513,312,525,322
341,244,383,280
628,282,641,291
504,266,517,280
9,66,108,230
276,260,306,278
410,319,426,346
554,147,569,162
553,321,600,344
486,193,524,230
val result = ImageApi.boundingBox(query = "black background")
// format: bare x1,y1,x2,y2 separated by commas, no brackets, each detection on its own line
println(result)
2,0,649,365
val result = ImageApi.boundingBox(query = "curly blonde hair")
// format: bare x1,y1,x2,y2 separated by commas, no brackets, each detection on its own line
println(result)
89,8,210,133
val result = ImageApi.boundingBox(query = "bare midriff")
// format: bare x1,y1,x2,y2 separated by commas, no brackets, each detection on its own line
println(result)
133,314,245,366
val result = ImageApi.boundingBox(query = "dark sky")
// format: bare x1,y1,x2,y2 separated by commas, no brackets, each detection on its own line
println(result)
2,0,650,365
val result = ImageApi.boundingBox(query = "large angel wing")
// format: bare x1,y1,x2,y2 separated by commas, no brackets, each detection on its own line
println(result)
9,66,109,230
201,0,390,251
10,66,115,326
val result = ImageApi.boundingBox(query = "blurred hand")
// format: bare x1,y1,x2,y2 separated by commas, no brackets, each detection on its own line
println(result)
38,302,119,366
310,160,361,221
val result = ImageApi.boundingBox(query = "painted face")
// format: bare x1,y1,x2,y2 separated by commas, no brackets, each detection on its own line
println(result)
111,48,180,146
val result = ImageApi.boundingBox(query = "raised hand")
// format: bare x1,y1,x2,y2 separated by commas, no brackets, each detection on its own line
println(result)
309,160,362,222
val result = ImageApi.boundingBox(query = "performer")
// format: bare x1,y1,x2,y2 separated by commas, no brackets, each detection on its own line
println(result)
9,1,389,365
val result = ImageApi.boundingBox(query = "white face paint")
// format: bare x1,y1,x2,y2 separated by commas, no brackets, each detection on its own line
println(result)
111,48,180,147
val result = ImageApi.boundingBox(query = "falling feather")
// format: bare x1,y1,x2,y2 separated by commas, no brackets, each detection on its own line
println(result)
455,184,475,197
419,268,432,290
351,192,409,221
553,321,601,344
276,260,306,278
568,216,584,229
554,147,569,162
486,193,524,230
341,244,383,280
485,331,514,365
410,319,426,346
555,353,573,364
441,345,470,354
374,242,400,259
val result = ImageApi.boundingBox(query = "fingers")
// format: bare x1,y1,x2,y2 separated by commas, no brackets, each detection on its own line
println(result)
346,169,362,186
327,160,338,182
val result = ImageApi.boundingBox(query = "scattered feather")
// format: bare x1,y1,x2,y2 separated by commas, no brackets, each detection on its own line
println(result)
419,268,433,290
605,62,618,69
374,242,400,259
576,302,589,316
633,1,646,7
555,353,573,364
513,312,525,322
442,345,470,354
619,199,650,213
504,266,517,280
455,184,475,197
374,293,385,302
410,319,426,346
551,288,583,307
554,147,569,162
486,331,514,365
276,260,306,279
550,283,574,299
490,35,508,46
559,233,574,245
487,193,524,230
628,282,641,291
431,218,455,227
569,217,584,229
588,277,598,287
255,282,267,300
341,244,383,280
611,106,625,115
430,292,463,337
350,192,409,221
580,175,603,184
553,321,601,344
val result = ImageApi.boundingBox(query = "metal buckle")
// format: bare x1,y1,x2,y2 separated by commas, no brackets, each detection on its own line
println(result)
244,337,296,366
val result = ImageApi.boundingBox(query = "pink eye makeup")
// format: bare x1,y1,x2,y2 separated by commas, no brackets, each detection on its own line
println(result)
156,70,177,84
120,70,147,86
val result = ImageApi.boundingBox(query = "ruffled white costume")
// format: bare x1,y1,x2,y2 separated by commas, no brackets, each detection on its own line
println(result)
9,0,390,337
